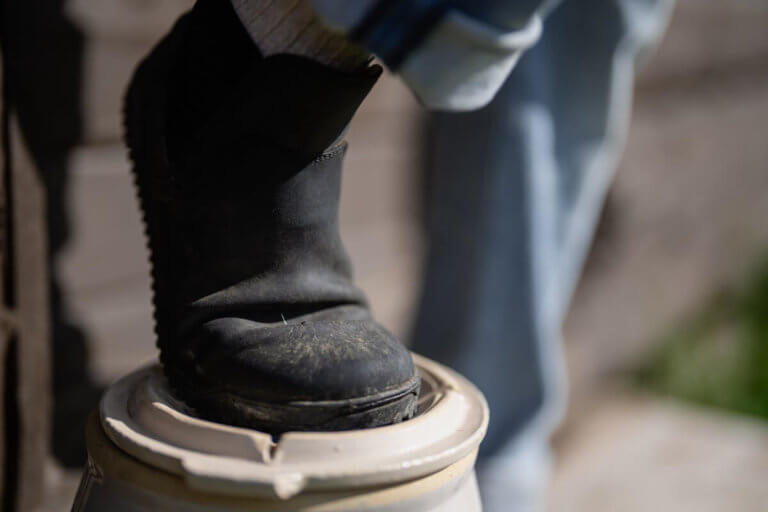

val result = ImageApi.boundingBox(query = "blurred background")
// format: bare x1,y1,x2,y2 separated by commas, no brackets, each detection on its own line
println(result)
1,0,768,510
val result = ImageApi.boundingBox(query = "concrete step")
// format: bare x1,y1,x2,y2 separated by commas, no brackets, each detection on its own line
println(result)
549,394,768,511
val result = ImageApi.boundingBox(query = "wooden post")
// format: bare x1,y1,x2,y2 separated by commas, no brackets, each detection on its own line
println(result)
3,112,52,512
0,17,53,508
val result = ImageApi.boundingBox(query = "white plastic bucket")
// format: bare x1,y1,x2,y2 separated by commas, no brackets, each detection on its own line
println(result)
72,354,489,511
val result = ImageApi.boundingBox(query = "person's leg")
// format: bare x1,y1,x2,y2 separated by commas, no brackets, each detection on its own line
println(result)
126,0,419,432
410,0,674,509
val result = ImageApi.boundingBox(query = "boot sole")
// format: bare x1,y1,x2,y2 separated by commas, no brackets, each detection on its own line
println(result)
166,365,421,433
124,21,419,433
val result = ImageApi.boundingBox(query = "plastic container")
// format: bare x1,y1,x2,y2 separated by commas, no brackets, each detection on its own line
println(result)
72,354,488,511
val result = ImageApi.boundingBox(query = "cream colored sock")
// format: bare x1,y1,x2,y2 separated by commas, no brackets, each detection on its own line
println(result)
230,0,371,72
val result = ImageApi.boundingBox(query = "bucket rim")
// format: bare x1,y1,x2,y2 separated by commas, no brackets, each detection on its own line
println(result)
100,354,489,499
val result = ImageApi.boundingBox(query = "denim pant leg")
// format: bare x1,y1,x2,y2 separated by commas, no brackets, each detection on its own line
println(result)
409,0,674,509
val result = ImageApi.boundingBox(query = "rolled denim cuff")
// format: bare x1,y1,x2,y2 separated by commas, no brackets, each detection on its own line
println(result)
399,10,542,111
310,1,542,111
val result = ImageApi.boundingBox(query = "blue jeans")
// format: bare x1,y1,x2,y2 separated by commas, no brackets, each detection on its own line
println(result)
409,0,674,509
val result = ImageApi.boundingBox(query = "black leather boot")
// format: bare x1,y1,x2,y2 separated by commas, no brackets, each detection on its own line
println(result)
124,3,419,432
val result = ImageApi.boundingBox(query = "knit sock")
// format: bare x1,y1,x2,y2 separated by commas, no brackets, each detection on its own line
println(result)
230,0,370,72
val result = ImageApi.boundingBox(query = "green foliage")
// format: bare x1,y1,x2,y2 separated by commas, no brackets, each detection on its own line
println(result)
636,262,768,419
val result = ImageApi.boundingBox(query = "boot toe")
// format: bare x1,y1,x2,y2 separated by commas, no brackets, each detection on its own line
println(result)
169,315,420,431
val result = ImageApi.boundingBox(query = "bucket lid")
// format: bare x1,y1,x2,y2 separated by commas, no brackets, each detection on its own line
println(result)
100,354,488,499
